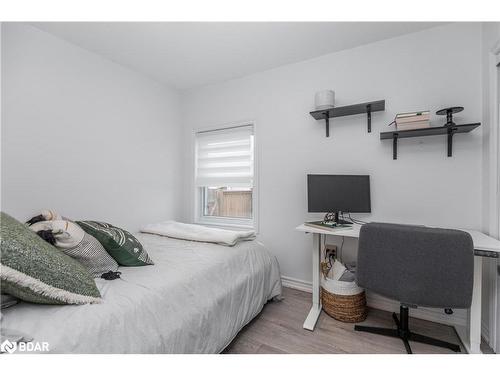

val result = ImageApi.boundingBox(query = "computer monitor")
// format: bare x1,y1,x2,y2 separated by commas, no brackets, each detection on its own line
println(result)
307,174,371,224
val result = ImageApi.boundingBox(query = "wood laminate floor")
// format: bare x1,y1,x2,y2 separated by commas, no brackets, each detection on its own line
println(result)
223,287,494,354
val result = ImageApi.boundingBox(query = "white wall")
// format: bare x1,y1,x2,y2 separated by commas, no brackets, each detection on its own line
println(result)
481,22,500,238
1,23,182,231
1,21,492,336
180,23,483,284
480,22,500,351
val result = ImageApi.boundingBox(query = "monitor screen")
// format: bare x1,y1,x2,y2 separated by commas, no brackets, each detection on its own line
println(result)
307,174,371,213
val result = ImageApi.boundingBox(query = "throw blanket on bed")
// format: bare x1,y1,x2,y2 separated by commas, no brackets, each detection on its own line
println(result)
140,221,256,246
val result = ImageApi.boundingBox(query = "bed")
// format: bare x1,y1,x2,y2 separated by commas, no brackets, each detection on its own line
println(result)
1,232,282,353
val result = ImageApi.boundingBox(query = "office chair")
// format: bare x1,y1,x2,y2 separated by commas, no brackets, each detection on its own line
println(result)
354,222,474,354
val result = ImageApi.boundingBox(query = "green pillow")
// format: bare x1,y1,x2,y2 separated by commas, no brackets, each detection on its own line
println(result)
0,212,101,304
76,221,153,266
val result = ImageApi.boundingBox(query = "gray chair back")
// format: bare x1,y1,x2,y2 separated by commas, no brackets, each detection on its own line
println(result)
356,222,474,308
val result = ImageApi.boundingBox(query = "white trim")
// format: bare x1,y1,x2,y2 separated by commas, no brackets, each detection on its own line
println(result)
487,40,500,352
1,264,101,304
282,275,313,293
282,275,467,327
488,41,500,240
192,120,259,232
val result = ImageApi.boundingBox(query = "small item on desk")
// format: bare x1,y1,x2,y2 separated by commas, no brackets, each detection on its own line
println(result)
304,221,353,231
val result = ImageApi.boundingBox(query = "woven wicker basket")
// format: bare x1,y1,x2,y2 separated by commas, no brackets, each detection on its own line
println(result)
321,287,367,323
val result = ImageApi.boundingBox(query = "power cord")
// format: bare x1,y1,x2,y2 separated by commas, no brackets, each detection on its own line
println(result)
339,236,345,262
342,212,367,225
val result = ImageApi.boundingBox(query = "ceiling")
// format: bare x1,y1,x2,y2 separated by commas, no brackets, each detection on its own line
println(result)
32,22,446,90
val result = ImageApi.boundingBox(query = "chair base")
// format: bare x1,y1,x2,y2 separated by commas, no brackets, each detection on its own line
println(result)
354,306,461,354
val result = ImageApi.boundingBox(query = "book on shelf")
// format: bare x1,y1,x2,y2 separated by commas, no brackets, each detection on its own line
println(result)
396,120,430,131
304,221,353,231
395,110,430,124
388,110,431,131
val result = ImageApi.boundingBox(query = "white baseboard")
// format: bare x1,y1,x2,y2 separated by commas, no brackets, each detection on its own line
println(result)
281,275,467,327
281,276,312,293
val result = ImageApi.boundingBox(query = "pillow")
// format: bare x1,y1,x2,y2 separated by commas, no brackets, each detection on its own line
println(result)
26,209,63,225
76,221,153,266
0,212,101,304
29,220,119,277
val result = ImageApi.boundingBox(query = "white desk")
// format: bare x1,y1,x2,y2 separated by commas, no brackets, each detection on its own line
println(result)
296,223,500,354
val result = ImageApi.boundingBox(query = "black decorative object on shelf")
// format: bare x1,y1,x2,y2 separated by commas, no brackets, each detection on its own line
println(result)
436,106,463,126
310,100,385,137
380,106,480,160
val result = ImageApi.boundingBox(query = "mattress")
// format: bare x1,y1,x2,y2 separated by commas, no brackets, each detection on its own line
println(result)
0,233,282,353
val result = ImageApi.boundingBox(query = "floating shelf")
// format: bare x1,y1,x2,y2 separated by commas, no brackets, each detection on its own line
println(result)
310,100,385,137
380,123,481,160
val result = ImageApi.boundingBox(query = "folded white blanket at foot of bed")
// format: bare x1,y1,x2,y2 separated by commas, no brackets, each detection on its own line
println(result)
140,221,256,246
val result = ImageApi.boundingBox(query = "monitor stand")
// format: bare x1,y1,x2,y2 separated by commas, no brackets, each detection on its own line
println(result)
323,212,353,225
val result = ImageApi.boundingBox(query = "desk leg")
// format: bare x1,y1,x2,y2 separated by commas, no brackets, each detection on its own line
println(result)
455,256,483,354
469,256,483,353
303,233,322,331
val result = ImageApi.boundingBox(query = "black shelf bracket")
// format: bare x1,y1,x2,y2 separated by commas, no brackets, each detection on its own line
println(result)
367,104,372,133
390,128,462,159
447,126,457,157
390,127,460,159
392,133,398,160
310,100,385,137
439,106,462,157
380,122,480,160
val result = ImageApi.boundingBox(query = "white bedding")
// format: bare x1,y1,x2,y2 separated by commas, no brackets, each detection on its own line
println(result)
141,220,256,246
1,233,282,353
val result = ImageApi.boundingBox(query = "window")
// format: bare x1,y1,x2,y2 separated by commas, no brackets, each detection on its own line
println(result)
195,124,256,228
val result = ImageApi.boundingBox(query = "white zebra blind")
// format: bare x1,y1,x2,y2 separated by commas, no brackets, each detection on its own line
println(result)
195,125,254,187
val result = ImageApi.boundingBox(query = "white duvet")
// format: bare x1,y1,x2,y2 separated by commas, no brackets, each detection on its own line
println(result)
1,233,282,353
141,221,256,246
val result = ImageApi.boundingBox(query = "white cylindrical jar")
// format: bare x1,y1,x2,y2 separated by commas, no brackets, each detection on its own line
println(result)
315,90,335,110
